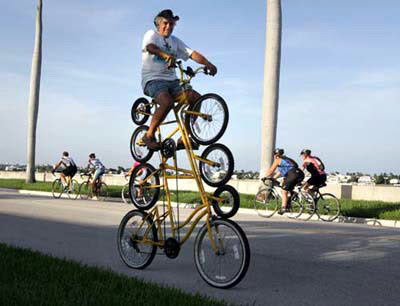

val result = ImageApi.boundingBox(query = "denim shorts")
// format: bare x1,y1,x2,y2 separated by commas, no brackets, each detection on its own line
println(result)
94,168,105,181
144,79,183,99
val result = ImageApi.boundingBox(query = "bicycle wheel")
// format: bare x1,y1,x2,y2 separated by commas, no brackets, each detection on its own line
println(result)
130,125,154,163
122,183,131,204
297,192,316,221
131,97,151,125
79,182,91,200
286,198,304,219
254,189,280,218
52,179,63,199
185,93,229,145
129,163,160,210
194,218,250,288
316,193,341,222
212,185,240,218
117,209,158,269
199,143,234,187
67,179,80,200
97,182,109,201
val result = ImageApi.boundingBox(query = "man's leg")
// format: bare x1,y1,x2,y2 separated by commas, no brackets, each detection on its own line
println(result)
60,173,67,186
144,91,174,149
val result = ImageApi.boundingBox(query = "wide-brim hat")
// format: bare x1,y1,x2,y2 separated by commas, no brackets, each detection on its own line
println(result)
156,9,179,21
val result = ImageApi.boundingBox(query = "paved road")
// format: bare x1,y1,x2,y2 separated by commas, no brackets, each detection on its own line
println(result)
1,189,399,306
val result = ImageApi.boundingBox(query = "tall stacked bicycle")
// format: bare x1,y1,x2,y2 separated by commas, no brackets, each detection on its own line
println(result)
117,61,250,288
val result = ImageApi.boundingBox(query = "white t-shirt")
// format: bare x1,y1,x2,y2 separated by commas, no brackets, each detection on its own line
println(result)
141,29,193,90
88,158,105,171
59,156,76,168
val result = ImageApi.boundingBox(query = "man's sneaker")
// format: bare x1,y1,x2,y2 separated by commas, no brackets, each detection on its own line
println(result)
141,135,160,151
176,137,199,151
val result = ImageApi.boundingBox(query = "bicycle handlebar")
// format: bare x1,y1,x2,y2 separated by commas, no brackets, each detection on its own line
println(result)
176,60,207,78
261,177,280,187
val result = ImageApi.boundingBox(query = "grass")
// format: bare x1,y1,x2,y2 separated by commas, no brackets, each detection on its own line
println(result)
0,242,228,306
2,179,400,221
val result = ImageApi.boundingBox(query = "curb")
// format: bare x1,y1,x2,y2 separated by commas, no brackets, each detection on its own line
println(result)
16,189,400,229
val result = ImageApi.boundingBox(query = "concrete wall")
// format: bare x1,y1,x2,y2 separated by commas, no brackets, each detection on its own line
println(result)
1,171,400,202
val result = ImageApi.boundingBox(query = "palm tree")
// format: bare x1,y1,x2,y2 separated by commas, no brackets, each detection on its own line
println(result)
26,0,43,183
260,0,282,178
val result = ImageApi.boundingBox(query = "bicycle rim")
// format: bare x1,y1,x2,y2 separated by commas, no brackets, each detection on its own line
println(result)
97,183,109,201
186,94,228,145
199,143,234,187
254,189,280,218
117,210,157,269
316,193,340,222
194,218,250,288
67,180,80,200
52,179,63,199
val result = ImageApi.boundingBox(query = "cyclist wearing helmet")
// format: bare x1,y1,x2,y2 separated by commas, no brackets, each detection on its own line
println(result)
140,9,217,151
300,149,326,192
125,162,147,199
263,148,305,214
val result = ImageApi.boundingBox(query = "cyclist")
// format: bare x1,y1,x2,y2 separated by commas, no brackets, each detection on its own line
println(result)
52,151,77,188
262,148,304,214
300,149,327,193
87,153,106,193
140,9,217,151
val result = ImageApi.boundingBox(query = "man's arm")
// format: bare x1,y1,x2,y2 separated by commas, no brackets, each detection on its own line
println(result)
146,43,176,67
190,51,217,76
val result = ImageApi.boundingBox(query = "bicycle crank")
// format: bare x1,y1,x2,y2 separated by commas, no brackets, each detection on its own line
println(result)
164,237,180,259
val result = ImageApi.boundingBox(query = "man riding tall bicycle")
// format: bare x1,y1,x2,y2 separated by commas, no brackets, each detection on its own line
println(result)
140,9,218,151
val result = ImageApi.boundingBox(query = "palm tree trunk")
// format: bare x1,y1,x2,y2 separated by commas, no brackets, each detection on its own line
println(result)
260,0,282,178
26,0,43,183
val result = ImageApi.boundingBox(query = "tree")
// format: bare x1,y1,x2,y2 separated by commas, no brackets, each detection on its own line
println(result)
260,0,282,178
26,0,43,183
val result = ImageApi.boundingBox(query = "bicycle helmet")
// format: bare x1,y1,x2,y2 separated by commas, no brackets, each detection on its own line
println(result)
300,149,311,156
274,148,284,156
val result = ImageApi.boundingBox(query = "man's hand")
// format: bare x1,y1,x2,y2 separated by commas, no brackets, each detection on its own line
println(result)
164,54,176,68
205,63,217,76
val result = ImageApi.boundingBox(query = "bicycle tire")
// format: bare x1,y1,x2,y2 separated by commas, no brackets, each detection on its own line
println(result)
130,125,154,163
316,193,341,222
117,209,158,269
185,93,229,145
199,143,234,187
52,179,63,199
67,179,80,200
194,218,250,288
122,183,131,204
97,182,109,201
129,163,160,210
79,181,90,200
295,191,316,221
254,188,280,218
131,97,151,125
286,198,304,219
212,185,240,218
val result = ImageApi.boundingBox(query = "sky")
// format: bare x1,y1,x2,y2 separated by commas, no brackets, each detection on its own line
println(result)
1,0,400,174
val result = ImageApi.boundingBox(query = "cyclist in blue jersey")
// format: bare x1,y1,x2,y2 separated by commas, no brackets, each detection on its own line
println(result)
262,148,305,214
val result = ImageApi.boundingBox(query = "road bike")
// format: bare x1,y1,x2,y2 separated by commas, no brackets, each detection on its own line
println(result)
118,62,250,288
51,172,79,200
79,172,109,201
254,177,316,220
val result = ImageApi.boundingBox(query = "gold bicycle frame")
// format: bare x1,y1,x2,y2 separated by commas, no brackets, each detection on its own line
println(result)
130,63,226,252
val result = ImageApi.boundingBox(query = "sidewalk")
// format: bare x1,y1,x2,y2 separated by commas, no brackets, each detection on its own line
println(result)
17,189,400,229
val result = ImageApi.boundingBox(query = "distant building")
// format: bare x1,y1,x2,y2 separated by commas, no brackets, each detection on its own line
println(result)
358,176,375,185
